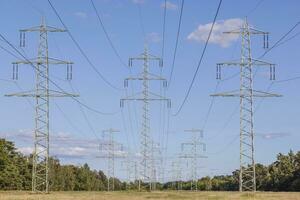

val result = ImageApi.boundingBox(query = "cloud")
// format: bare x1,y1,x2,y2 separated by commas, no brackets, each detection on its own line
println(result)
257,132,291,140
161,1,178,10
2,129,129,159
132,0,145,4
74,11,88,19
17,147,33,155
55,147,89,158
146,32,161,43
187,18,244,47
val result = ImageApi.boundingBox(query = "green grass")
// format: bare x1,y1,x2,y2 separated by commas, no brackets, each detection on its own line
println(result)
0,191,300,200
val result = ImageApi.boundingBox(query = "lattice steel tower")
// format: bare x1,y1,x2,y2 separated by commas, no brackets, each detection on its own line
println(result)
170,158,182,190
121,46,171,191
211,18,281,192
5,17,77,193
99,128,122,191
180,129,206,191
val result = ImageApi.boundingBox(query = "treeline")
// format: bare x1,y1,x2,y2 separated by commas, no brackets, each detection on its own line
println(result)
1,138,300,191
163,151,300,191
0,138,123,191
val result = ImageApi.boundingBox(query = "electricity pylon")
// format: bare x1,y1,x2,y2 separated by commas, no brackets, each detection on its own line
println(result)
171,159,182,190
120,46,171,191
121,158,132,190
149,141,164,190
153,142,165,186
211,18,281,192
99,128,123,191
5,17,78,193
180,129,206,191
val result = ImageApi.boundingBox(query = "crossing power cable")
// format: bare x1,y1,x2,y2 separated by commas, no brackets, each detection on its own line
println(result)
137,2,146,40
0,32,120,116
199,0,268,132
206,21,300,153
172,0,223,116
161,0,167,61
209,75,300,155
168,0,185,88
90,0,128,69
47,0,123,91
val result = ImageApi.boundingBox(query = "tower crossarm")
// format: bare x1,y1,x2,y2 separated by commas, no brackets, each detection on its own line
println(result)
5,90,78,98
20,25,66,33
223,26,269,36
217,59,275,67
216,59,276,80
211,90,282,98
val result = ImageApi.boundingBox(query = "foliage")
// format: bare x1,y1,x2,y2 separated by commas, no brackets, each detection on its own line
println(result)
0,138,300,191
0,138,120,191
163,151,300,191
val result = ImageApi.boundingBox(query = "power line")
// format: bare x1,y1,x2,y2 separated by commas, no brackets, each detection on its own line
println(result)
207,134,239,155
2,79,98,145
246,0,265,16
160,2,168,182
0,43,22,60
161,0,167,60
168,0,185,87
208,72,300,153
137,3,146,41
172,0,223,116
271,30,300,49
90,0,128,68
258,21,300,59
199,0,267,134
69,82,101,141
0,32,120,116
221,74,293,150
204,20,300,142
47,0,123,91
251,21,300,112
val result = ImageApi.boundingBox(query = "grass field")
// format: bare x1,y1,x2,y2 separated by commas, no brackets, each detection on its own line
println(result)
1,191,300,200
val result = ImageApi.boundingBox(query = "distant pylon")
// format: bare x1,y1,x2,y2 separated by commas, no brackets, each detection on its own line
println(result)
99,128,122,191
6,17,78,193
180,129,206,191
120,46,171,191
211,18,281,192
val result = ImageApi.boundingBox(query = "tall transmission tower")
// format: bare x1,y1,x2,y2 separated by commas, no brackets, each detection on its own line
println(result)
120,46,171,191
180,129,206,191
211,18,281,192
121,158,132,190
170,158,182,190
99,128,123,191
149,141,164,190
153,142,165,186
5,17,78,193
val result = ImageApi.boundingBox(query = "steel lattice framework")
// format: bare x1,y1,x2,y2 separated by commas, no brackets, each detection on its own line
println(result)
211,18,281,192
180,129,206,191
121,46,171,191
5,17,78,193
98,128,123,191
170,159,183,190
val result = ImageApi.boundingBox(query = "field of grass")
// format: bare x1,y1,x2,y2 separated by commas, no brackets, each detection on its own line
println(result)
1,191,300,200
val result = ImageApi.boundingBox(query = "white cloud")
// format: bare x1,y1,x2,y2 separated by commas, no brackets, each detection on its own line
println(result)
55,147,88,158
132,0,145,4
187,18,244,48
146,32,161,43
17,147,33,155
161,1,178,10
74,11,88,19
2,130,129,159
257,132,291,140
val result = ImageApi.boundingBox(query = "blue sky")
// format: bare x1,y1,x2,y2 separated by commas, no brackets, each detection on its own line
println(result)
0,0,300,182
